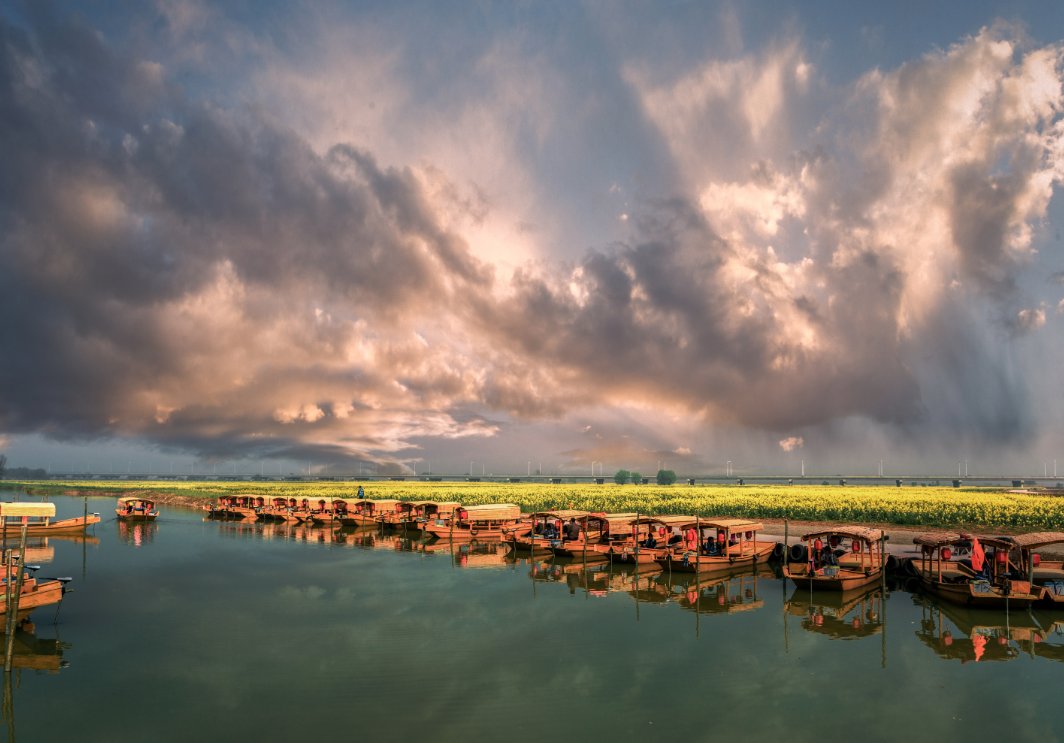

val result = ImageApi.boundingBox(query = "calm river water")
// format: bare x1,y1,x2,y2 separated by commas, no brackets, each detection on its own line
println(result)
1,493,1063,742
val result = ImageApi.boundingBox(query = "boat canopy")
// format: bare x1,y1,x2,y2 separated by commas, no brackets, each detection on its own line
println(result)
913,532,1015,550
629,515,693,528
1011,532,1064,550
458,504,522,521
116,496,155,506
800,526,884,543
529,510,589,520
0,502,56,519
686,517,764,532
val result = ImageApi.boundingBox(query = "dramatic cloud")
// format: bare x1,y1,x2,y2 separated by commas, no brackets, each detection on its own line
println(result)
1,6,1062,472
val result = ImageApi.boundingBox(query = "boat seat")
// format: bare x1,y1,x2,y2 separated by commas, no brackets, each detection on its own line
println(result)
937,568,971,583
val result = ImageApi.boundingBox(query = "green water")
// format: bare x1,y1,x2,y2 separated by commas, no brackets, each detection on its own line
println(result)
1,494,1062,742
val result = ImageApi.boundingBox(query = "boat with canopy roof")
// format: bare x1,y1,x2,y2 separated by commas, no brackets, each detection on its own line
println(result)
783,526,886,591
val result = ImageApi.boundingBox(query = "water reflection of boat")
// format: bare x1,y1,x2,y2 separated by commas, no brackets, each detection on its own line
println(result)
420,540,512,568
117,520,158,547
785,586,885,638
1029,616,1064,663
914,597,1040,663
667,567,771,615
3,619,69,673
115,496,158,522
784,527,886,592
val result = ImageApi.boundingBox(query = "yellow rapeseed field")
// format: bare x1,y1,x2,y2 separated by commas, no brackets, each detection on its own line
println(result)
13,479,1064,530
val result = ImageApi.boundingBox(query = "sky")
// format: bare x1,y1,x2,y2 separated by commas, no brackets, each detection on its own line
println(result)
1,0,1064,479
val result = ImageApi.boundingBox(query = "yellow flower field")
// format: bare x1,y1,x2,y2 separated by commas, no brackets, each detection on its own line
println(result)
12,479,1064,530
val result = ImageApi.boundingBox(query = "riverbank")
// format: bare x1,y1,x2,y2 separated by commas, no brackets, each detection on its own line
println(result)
4,479,1063,531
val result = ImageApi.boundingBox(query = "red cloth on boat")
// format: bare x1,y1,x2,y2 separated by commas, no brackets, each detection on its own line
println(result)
971,537,985,572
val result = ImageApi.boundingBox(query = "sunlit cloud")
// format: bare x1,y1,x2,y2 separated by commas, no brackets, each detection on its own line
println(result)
1,5,1063,473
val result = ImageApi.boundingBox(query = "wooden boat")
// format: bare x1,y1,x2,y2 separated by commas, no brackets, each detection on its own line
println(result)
0,512,102,536
551,512,638,560
0,563,68,616
656,517,778,575
255,497,298,522
783,526,886,591
344,498,402,525
338,499,402,527
508,510,588,556
291,498,329,524
910,532,1040,608
115,496,158,522
397,501,460,533
422,504,523,541
203,495,257,521
1009,532,1064,606
605,515,691,565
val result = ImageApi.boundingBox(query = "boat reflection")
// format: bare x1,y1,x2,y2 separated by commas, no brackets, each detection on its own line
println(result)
2,619,69,673
914,597,1042,663
420,540,513,568
786,586,885,638
669,567,771,615
1029,615,1064,662
116,520,158,547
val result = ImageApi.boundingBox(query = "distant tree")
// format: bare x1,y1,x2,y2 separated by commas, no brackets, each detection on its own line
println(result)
631,471,643,485
0,454,6,479
656,469,677,485
614,469,630,485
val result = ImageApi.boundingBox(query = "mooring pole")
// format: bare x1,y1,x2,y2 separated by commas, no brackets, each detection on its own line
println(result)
880,532,888,669
4,518,29,672
783,519,789,569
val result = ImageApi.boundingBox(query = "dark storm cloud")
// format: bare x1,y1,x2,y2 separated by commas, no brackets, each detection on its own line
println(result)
0,8,492,462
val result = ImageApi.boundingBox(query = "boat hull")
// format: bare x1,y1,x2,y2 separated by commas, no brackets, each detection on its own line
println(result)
4,515,102,536
657,542,777,574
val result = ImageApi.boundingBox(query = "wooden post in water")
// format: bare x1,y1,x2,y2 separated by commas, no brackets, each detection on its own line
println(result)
783,519,789,569
582,515,589,563
880,532,888,669
4,517,29,672
695,515,701,638
2,545,10,637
